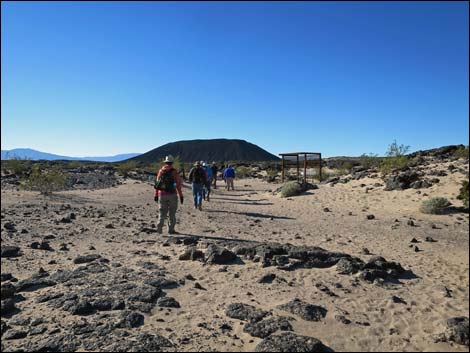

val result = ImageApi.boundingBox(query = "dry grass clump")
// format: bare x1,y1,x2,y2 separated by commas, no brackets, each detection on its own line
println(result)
280,181,304,198
420,197,451,214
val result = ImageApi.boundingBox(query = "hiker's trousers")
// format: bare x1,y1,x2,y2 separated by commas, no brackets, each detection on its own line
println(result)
225,177,234,190
157,194,178,231
192,183,204,207
203,180,211,200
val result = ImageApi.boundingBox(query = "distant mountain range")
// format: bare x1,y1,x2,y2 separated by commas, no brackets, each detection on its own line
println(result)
1,139,279,163
2,143,466,164
128,139,280,163
1,148,141,162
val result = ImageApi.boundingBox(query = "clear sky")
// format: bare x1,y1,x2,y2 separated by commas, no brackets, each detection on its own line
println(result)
1,1,468,157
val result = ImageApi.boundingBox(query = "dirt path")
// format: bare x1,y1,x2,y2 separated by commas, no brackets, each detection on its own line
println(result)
1,172,469,352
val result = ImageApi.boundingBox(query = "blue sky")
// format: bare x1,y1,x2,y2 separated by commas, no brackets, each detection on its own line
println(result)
1,1,468,157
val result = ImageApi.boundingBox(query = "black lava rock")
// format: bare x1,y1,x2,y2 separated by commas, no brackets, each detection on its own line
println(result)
443,317,469,346
1,283,16,300
226,303,269,323
205,244,238,265
277,299,327,322
157,297,180,308
244,316,293,338
117,311,144,328
1,246,21,258
73,254,102,264
255,332,331,352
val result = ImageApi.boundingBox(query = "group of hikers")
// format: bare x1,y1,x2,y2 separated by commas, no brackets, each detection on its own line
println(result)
153,155,236,234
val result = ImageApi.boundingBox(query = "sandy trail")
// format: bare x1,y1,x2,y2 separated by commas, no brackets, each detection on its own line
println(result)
1,166,468,352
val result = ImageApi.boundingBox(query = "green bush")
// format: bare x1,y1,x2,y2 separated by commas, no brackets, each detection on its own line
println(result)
3,157,31,176
380,140,410,175
381,155,409,174
453,146,469,159
406,156,424,168
24,165,65,195
457,180,469,209
280,181,304,198
337,163,353,176
266,169,279,178
360,153,381,169
235,166,251,178
420,197,451,214
68,160,81,168
117,161,138,176
143,162,161,174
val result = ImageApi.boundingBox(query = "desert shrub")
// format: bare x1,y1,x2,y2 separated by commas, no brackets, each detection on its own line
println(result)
380,140,410,175
169,155,182,173
3,157,31,175
453,146,469,159
116,161,137,176
386,140,410,157
259,161,276,170
406,156,424,168
342,162,354,171
360,153,381,169
420,197,451,214
68,160,81,168
24,165,65,195
144,162,161,175
266,169,279,178
284,173,298,181
380,155,409,174
235,166,251,178
265,169,279,182
280,181,304,198
457,180,469,209
337,163,353,176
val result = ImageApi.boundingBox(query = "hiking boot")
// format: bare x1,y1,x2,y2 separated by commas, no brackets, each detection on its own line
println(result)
156,226,163,234
168,230,179,235
198,204,202,211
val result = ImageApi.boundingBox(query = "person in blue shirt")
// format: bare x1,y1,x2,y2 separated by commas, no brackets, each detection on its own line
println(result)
223,165,236,191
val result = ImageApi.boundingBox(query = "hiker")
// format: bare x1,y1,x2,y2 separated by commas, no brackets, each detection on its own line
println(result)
221,164,226,186
223,164,236,191
202,162,213,201
154,155,184,234
211,162,218,189
189,161,207,210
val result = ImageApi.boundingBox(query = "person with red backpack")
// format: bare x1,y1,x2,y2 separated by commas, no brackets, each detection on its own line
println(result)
154,155,184,234
188,161,207,210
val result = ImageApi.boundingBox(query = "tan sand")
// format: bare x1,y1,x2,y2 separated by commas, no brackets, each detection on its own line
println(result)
1,160,468,352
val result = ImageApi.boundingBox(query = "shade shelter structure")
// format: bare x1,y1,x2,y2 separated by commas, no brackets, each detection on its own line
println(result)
279,152,322,183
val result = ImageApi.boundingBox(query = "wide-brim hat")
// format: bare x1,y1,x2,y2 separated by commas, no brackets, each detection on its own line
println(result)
164,155,174,163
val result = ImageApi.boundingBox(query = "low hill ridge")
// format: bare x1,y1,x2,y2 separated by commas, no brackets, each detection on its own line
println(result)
128,139,280,163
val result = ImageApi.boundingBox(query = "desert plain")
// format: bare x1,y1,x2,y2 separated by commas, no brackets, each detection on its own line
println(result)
1,155,469,352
